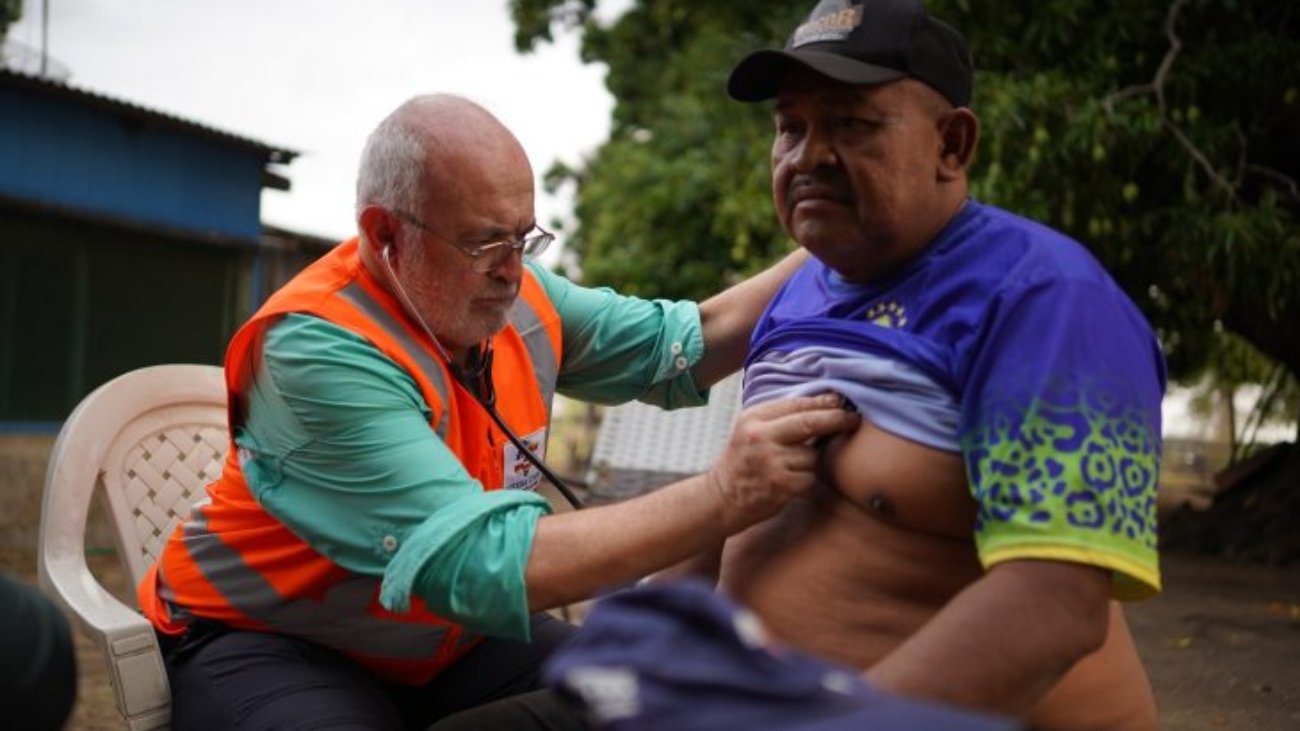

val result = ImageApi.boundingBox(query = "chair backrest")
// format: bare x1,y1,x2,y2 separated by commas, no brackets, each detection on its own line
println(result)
44,364,228,597
106,373,229,587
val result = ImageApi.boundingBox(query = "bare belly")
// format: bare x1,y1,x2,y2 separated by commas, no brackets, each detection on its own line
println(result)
718,420,1157,730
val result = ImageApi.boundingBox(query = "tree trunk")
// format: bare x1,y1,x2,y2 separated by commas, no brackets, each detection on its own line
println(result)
1224,297,1300,388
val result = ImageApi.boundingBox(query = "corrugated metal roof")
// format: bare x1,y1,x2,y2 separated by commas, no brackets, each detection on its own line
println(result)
0,67,297,163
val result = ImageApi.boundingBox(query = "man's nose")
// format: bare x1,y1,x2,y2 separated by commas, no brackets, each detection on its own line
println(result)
486,246,525,280
791,127,837,173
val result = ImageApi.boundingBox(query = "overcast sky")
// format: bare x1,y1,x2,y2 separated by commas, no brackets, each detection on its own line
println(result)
8,0,625,245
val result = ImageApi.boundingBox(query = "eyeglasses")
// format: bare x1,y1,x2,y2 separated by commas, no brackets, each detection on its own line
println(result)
391,209,554,273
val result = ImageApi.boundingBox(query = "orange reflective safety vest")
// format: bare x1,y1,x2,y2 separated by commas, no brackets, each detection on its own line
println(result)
138,239,563,684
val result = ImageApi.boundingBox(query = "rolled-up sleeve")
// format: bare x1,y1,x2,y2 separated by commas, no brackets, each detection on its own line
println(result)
239,314,550,640
527,261,708,409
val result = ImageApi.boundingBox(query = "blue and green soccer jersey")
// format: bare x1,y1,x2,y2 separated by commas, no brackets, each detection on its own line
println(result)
746,200,1166,599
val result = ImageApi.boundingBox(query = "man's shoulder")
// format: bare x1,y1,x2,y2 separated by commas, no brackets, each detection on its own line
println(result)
763,257,844,316
265,312,369,349
262,313,408,387
953,202,1115,289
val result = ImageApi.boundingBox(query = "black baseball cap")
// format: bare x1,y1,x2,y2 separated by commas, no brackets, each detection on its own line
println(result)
728,0,973,107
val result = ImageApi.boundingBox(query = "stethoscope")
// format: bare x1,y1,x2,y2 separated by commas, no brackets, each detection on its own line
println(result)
381,243,584,509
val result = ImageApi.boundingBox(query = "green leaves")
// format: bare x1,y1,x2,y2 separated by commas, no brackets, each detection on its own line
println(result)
0,0,22,37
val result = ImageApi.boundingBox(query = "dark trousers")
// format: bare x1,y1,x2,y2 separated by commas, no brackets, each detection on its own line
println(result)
161,614,589,731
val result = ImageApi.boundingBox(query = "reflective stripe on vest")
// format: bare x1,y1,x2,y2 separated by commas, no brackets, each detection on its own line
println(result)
177,504,450,661
336,281,453,439
336,279,560,421
507,291,558,416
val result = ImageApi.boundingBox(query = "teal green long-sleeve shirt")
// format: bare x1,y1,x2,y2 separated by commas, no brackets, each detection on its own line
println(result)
236,261,708,641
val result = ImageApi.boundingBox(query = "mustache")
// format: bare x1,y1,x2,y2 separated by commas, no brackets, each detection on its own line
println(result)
787,174,852,204
481,283,520,300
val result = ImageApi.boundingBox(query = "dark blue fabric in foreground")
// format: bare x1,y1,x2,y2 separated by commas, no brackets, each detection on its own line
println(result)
545,580,1020,731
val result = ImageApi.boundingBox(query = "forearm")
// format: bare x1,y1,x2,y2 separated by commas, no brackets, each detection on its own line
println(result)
648,541,724,585
525,474,729,610
693,247,809,388
525,392,858,610
865,559,1111,717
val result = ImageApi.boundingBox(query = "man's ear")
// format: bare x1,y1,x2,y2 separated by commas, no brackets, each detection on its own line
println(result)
937,108,980,182
358,205,399,258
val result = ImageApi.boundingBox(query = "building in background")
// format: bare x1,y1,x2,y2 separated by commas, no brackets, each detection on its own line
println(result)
0,68,331,427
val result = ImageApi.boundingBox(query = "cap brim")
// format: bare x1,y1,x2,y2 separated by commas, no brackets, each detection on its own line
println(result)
727,49,908,101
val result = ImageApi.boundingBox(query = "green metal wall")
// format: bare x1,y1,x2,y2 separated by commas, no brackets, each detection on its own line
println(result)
0,204,246,422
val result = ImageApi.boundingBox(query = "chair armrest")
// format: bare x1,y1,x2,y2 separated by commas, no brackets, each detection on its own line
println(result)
39,549,171,729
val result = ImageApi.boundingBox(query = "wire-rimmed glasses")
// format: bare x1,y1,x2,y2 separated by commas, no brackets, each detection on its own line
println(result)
391,209,554,272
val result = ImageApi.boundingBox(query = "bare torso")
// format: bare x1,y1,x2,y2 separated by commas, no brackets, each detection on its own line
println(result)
718,419,1157,730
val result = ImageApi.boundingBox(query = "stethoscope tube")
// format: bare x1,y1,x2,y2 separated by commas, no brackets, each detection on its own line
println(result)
383,242,584,509
466,377,585,510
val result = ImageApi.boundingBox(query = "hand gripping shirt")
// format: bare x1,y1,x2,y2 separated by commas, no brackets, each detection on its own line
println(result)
746,201,1166,599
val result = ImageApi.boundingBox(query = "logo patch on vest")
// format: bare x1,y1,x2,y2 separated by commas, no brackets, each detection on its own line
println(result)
503,427,548,491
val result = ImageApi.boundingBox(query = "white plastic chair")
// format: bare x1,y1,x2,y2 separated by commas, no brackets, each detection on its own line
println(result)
38,364,228,731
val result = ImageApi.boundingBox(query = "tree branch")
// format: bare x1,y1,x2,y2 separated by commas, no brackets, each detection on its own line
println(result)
1247,164,1300,205
1102,0,1188,113
1102,0,1236,199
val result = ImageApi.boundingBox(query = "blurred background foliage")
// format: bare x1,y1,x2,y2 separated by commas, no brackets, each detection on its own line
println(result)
0,0,20,36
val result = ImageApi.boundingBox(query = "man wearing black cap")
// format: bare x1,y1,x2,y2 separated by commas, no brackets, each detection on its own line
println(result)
700,0,1165,729
434,1,1164,728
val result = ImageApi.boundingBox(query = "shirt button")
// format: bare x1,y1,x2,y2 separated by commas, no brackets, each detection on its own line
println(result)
674,356,688,371
670,341,683,355
382,535,399,552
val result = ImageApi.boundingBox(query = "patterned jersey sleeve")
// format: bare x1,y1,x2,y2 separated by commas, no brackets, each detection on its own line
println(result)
959,276,1166,599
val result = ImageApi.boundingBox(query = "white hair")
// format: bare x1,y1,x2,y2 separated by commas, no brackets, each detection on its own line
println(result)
355,108,427,214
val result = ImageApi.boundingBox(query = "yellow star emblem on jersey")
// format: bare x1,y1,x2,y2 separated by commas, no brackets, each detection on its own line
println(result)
866,301,907,328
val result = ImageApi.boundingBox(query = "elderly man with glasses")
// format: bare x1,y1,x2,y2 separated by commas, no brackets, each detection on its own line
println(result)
136,93,859,731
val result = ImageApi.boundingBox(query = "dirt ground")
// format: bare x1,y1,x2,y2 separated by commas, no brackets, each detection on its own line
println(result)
0,544,1293,731
1123,551,1300,730
6,437,1297,730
